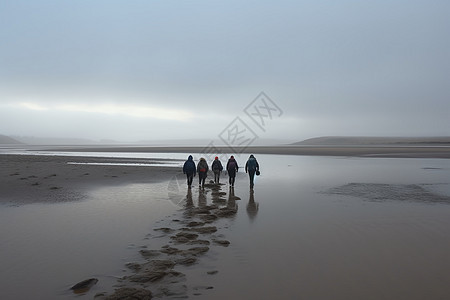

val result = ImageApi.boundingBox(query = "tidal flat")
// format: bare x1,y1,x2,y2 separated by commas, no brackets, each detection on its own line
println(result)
1,151,450,299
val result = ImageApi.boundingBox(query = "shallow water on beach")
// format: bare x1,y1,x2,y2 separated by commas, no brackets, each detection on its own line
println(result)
1,154,450,299
166,155,450,300
0,182,179,299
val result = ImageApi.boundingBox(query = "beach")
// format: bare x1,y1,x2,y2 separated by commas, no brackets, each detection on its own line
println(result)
1,148,450,299
0,154,179,205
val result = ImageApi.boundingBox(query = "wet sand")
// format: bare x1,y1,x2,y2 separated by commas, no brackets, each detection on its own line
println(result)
0,154,179,205
1,152,450,299
1,154,183,299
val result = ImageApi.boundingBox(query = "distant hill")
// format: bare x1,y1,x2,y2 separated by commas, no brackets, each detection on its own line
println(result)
0,134,23,144
12,136,102,145
294,136,450,146
136,138,294,146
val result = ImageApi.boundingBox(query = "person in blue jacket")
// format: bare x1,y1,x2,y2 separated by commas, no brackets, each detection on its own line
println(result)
245,154,260,189
183,155,196,187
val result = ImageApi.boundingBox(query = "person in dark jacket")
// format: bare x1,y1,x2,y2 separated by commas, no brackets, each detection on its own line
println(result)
197,157,209,187
245,154,260,189
211,156,223,184
226,155,239,187
183,155,196,187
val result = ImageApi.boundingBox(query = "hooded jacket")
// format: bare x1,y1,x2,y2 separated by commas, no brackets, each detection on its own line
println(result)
183,155,196,175
226,157,239,175
245,155,259,172
211,158,223,172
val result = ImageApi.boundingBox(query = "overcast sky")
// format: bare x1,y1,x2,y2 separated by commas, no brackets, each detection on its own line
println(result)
1,0,449,143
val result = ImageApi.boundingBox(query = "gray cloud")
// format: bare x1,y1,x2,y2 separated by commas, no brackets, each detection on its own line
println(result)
1,1,449,142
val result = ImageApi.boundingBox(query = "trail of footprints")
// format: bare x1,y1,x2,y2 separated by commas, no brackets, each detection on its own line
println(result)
98,182,239,299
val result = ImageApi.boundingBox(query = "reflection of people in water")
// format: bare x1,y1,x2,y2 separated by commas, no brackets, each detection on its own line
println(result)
198,189,207,208
185,187,207,209
185,187,193,209
246,190,259,220
228,187,238,211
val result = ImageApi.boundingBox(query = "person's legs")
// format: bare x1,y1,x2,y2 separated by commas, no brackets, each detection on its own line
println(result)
249,170,255,188
186,174,192,186
228,171,236,186
199,172,206,186
215,171,220,183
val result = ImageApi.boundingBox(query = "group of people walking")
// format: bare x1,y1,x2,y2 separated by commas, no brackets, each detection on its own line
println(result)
183,155,260,189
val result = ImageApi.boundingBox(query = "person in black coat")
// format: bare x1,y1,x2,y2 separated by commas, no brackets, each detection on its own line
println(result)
226,156,239,187
211,156,223,184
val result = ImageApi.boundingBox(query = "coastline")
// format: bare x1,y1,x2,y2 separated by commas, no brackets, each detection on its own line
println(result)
2,144,449,204
41,145,450,159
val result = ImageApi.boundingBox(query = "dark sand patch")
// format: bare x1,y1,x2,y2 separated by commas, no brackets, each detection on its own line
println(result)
70,278,99,294
325,183,450,203
98,287,153,299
